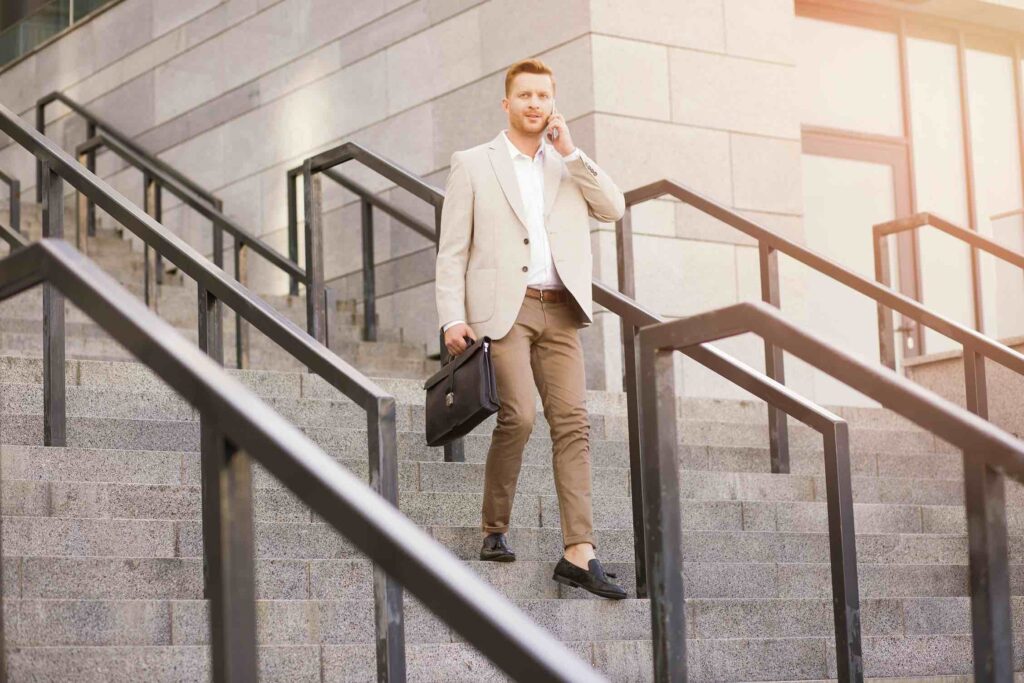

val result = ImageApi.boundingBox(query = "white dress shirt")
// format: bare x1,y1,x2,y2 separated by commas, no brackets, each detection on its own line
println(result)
443,131,581,333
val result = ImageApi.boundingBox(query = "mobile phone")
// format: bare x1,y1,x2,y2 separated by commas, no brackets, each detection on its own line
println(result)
545,101,559,142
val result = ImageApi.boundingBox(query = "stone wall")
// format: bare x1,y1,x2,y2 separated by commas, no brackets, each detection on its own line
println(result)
0,0,814,400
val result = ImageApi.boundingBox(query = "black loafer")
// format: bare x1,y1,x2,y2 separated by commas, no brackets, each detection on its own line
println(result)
552,557,627,600
480,532,516,562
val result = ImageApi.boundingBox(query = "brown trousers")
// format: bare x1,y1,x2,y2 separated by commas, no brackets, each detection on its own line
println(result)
481,293,595,549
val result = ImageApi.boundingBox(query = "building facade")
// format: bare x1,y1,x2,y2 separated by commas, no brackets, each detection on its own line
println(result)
2,0,1024,406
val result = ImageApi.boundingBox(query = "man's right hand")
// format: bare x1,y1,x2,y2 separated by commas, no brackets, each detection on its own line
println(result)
443,322,477,356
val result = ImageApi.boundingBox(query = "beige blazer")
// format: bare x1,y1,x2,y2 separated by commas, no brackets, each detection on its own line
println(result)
435,130,626,341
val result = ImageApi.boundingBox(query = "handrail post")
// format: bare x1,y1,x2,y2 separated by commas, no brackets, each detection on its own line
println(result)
874,231,897,370
142,174,159,312
302,161,327,344
199,286,259,681
287,170,300,296
758,242,790,473
367,398,407,681
41,162,66,447
963,349,1014,681
212,199,225,271
637,339,688,682
361,198,377,342
34,101,44,203
822,422,863,682
85,121,97,238
74,150,89,254
234,240,249,369
434,201,465,463
7,177,19,235
615,205,648,599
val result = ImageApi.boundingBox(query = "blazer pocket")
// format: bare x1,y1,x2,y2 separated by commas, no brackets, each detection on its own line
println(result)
465,268,497,323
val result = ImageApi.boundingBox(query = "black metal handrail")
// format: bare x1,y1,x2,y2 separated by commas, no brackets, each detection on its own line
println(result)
623,180,1024,679
0,168,19,234
0,220,27,250
0,238,603,683
638,300,1024,682
0,100,411,681
36,91,217,207
76,131,309,368
594,282,862,682
872,211,1024,365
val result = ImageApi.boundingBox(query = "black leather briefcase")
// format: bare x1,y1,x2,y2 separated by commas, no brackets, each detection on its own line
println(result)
423,335,501,447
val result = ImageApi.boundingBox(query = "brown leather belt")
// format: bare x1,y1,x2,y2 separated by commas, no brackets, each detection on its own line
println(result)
525,287,570,303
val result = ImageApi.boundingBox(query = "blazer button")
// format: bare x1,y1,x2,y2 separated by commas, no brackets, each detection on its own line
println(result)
522,266,528,272
523,238,529,244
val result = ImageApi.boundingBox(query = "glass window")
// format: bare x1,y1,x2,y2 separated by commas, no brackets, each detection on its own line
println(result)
796,16,903,136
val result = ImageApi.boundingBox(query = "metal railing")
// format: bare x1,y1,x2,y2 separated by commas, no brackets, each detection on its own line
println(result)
0,100,417,680
76,131,310,368
0,220,27,251
637,300,1024,683
0,238,604,683
872,211,1024,366
623,179,1024,681
292,141,868,680
0,168,19,235
593,282,863,682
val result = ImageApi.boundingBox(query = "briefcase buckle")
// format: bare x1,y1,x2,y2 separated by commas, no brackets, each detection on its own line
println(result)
445,391,455,407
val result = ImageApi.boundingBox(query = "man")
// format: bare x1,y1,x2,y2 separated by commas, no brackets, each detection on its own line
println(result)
435,58,627,600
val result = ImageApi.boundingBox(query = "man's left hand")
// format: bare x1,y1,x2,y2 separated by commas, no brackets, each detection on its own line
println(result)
546,110,576,157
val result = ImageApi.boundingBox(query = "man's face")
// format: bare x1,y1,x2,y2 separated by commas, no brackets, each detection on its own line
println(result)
502,72,554,136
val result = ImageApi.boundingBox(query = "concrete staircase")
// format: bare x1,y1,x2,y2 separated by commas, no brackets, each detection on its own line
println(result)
1,202,1022,681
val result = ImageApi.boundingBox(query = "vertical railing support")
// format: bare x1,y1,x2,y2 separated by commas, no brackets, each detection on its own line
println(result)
34,102,44,204
758,242,790,473
199,285,259,682
367,398,406,682
41,163,66,447
85,121,97,237
303,162,327,344
962,349,1013,682
287,170,301,296
74,150,89,254
615,205,649,599
234,241,250,369
822,422,864,682
142,174,159,312
637,339,688,682
361,198,377,342
434,201,464,463
4,176,19,235
874,231,897,370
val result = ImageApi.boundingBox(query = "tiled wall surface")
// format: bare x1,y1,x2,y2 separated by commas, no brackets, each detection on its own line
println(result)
0,0,811,399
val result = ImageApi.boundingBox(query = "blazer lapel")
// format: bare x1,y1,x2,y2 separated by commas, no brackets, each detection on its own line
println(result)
542,142,561,218
486,133,530,233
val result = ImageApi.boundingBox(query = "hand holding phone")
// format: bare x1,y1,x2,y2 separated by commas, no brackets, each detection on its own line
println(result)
546,101,559,142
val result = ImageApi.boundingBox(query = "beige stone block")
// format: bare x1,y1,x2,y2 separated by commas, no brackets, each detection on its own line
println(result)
33,20,98,96
153,34,229,124
633,236,738,318
66,27,187,106
734,244,761,302
730,134,802,214
629,199,676,238
385,8,483,116
337,1,429,69
593,35,670,121
305,0,388,49
153,0,220,37
432,71,509,169
669,48,798,139
257,41,343,105
158,124,227,191
590,0,724,52
723,0,796,64
90,0,155,71
478,0,590,75
675,203,752,246
594,114,732,204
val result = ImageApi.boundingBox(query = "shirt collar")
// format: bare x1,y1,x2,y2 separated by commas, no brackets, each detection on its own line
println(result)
502,129,544,162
